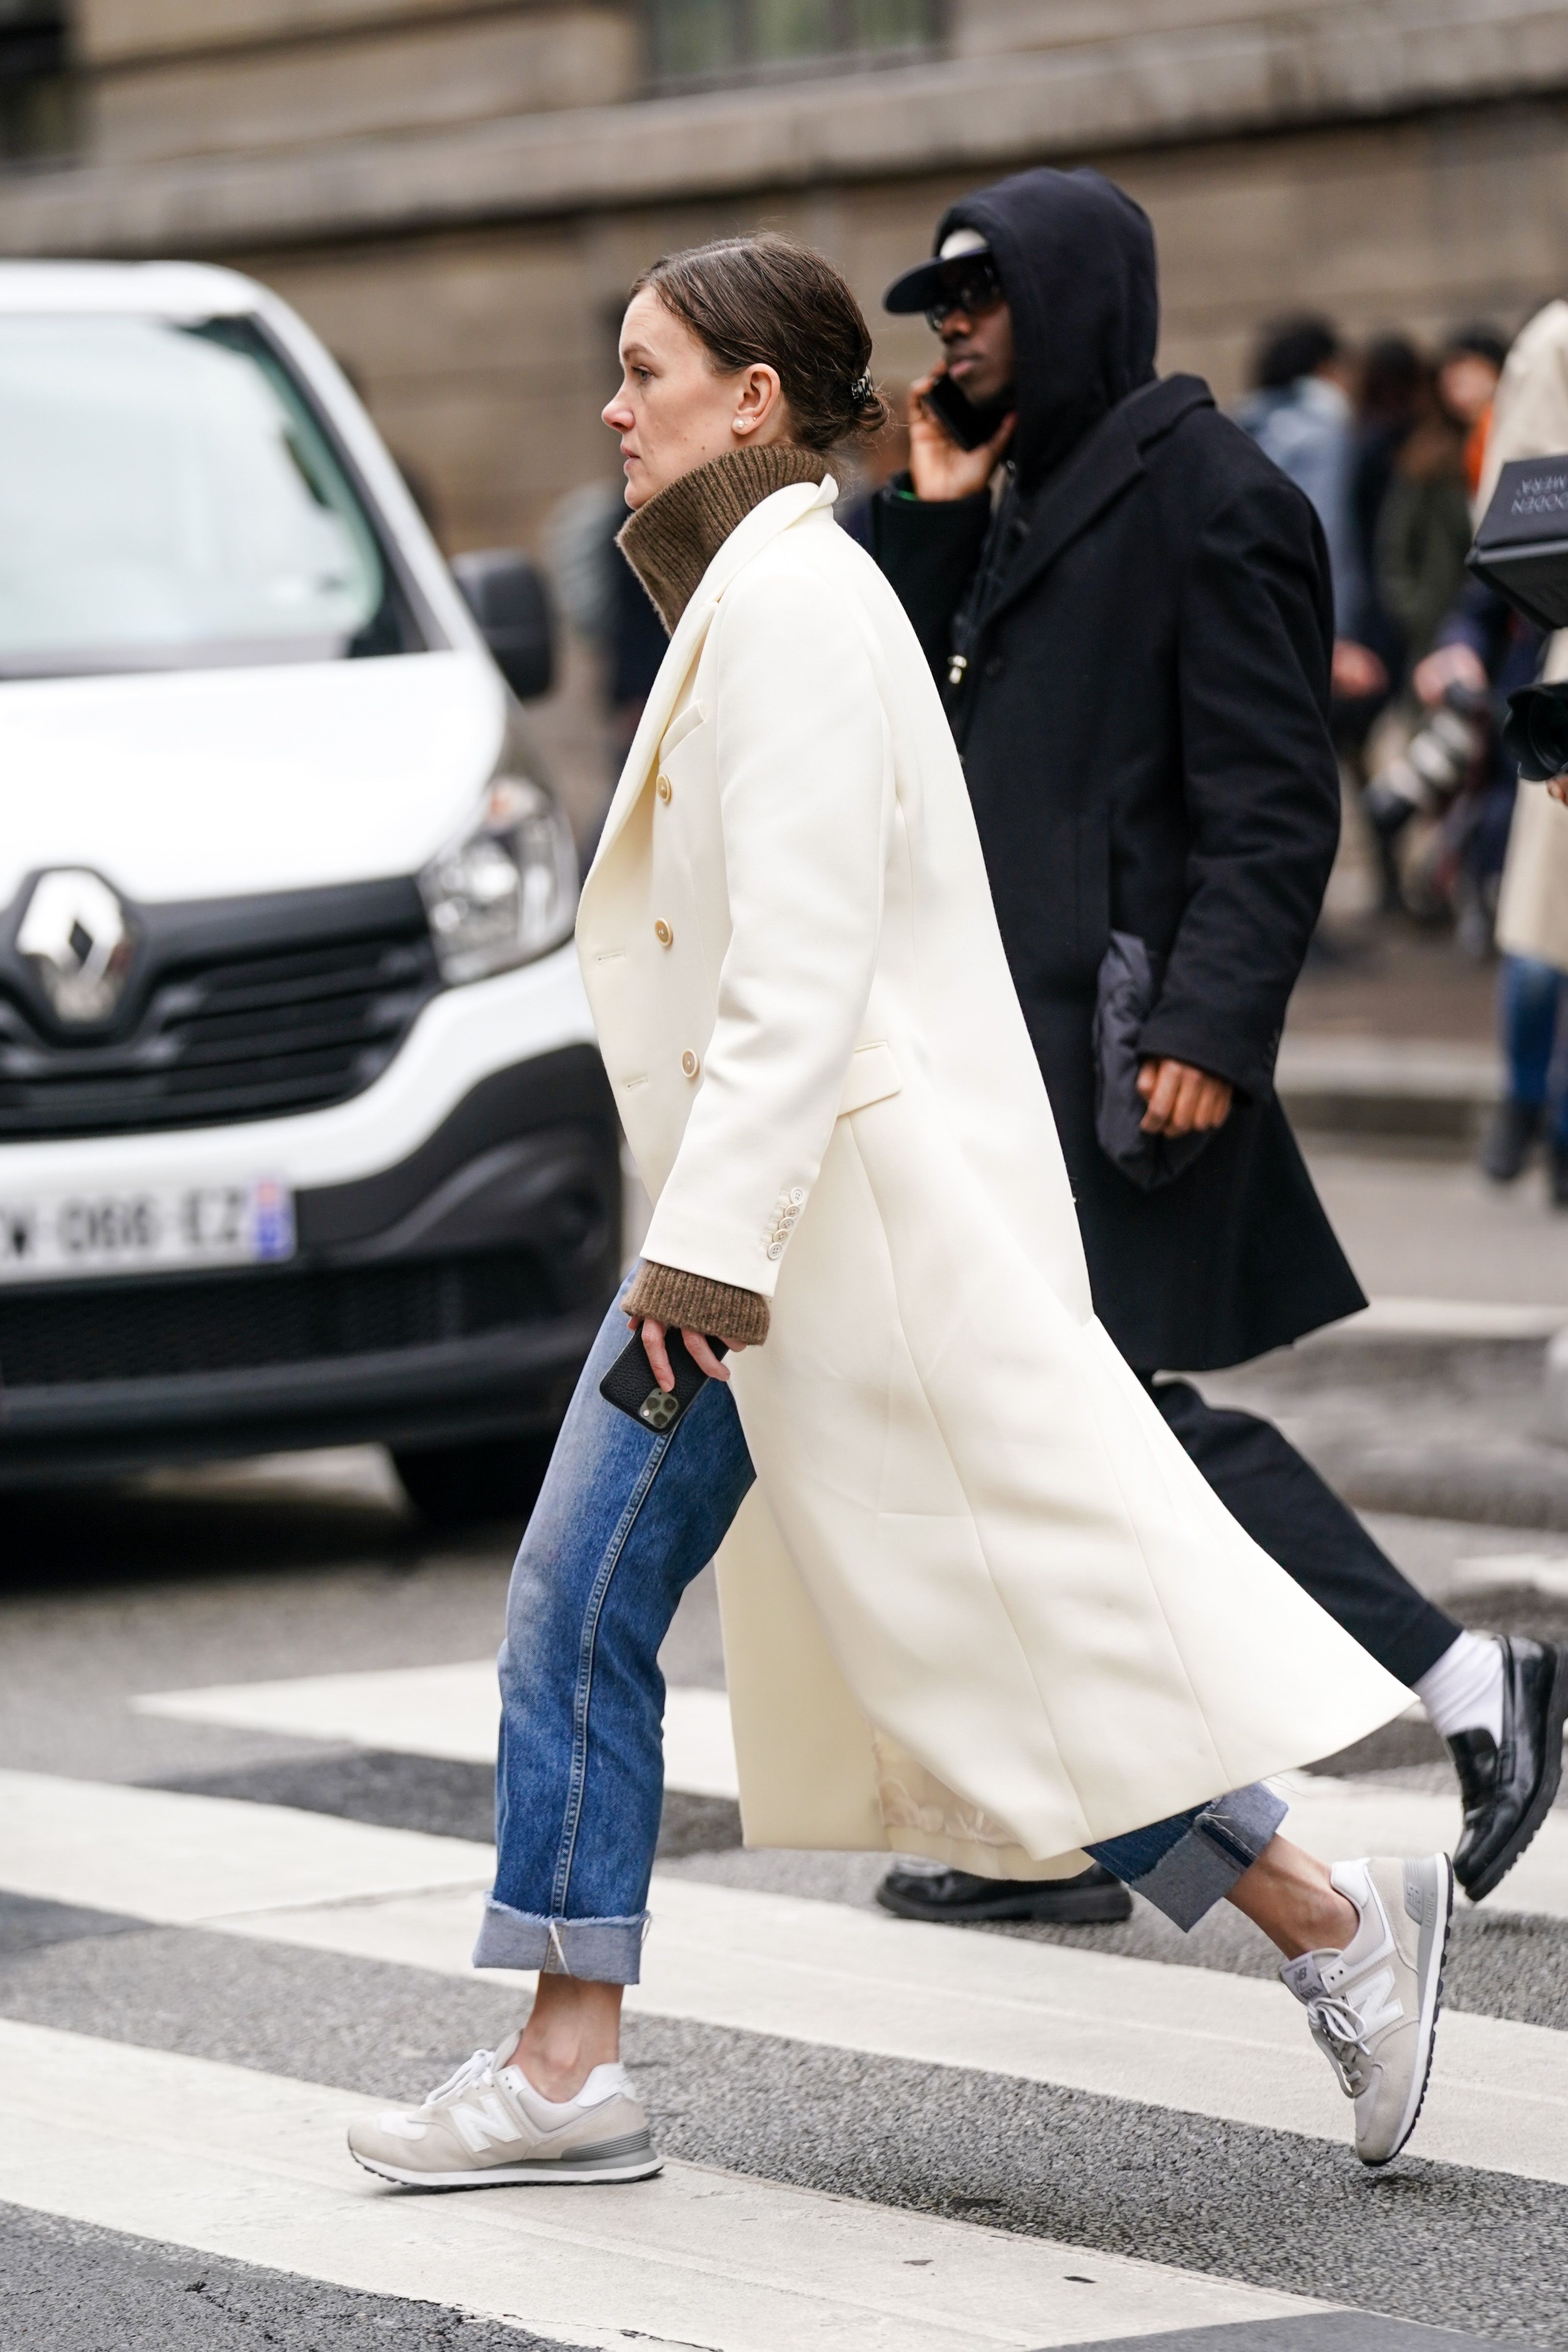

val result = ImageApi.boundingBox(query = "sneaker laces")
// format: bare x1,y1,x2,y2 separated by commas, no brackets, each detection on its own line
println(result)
1305,1990,1371,2096
423,2047,500,2107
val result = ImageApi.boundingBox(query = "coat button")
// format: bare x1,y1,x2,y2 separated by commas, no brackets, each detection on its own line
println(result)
984,653,1006,679
766,1240,785,1260
654,919,673,946
681,1050,699,1079
657,776,673,803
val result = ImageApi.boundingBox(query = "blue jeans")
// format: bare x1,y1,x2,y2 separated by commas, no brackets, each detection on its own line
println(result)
1501,953,1568,1143
474,1291,1287,1983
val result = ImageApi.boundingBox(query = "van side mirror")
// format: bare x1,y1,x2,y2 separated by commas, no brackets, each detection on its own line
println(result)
450,550,555,701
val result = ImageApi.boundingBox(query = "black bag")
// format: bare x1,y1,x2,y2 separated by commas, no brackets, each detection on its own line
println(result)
1092,931,1215,1192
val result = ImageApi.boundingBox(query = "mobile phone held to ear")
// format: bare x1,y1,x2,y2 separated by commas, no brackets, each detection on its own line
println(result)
600,1326,728,1436
921,372,1013,453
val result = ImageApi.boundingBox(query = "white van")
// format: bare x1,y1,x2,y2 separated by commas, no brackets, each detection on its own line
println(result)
0,261,619,1517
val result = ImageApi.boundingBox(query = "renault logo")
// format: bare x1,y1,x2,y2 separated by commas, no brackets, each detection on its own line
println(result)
17,869,137,1024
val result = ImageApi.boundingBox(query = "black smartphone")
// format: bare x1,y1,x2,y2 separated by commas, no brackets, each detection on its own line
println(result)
600,1325,728,1436
921,372,1013,453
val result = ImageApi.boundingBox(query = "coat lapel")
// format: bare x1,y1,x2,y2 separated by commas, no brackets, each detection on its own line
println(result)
586,477,837,879
980,377,1213,635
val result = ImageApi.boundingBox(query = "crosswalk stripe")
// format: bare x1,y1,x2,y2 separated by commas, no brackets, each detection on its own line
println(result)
4,1768,1565,2189
128,1658,1568,1922
132,1665,742,1801
0,1766,492,1923
0,2018,1330,2352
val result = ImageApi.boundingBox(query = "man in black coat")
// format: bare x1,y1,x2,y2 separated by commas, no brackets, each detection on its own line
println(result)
869,167,1564,1924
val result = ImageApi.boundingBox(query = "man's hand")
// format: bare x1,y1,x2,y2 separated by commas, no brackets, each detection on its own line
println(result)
907,372,1014,503
1137,1057,1234,1137
632,1316,736,1392
1330,638,1388,700
1411,641,1486,706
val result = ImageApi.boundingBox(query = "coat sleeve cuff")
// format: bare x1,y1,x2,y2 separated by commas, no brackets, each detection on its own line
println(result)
623,1260,771,1348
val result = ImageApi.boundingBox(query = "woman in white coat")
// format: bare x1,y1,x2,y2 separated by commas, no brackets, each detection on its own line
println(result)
348,237,1453,2187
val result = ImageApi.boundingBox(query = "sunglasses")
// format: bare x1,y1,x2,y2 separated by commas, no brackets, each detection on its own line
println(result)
925,261,1005,333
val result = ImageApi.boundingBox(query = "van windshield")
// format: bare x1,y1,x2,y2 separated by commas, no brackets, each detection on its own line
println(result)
0,312,423,679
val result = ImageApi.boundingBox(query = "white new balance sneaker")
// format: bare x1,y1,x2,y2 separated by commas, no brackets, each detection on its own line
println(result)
347,2035,660,2187
1281,1852,1453,2166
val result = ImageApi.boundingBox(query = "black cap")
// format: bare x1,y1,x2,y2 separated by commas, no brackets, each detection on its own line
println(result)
883,226,993,316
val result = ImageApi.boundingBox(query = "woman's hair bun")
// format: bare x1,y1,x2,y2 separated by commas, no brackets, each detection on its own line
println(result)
633,235,891,450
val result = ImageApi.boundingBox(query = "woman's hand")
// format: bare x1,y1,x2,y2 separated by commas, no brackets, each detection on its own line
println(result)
1550,778,1568,805
907,372,1014,504
631,1315,737,1391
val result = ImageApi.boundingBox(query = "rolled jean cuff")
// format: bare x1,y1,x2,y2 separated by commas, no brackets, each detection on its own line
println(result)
1088,1780,1288,1933
472,1897,648,1984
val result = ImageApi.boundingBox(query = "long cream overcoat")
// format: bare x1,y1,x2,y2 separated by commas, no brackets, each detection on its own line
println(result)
1485,301,1568,970
578,477,1407,1878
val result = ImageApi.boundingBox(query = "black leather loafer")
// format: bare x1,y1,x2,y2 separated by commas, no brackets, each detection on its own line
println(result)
874,1863,1132,1925
1448,1636,1568,1902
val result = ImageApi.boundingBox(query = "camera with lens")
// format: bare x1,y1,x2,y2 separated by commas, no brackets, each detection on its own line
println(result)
1467,453,1568,783
1364,680,1490,836
1501,681,1568,781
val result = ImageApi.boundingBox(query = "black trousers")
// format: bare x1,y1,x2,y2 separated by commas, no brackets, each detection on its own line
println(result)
1147,1379,1458,1689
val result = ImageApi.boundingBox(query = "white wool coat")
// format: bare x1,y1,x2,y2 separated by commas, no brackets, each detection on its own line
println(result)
577,477,1407,1876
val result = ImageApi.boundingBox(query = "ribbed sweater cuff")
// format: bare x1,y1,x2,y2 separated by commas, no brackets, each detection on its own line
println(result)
623,1260,770,1348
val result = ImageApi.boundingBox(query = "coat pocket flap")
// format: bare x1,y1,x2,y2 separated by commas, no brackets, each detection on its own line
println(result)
837,1040,903,1117
658,701,707,759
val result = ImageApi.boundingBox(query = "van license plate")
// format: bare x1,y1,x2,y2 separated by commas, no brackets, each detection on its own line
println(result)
0,1178,295,1285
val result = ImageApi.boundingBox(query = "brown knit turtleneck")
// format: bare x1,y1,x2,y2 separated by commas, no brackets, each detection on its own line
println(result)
617,441,831,633
618,445,831,1352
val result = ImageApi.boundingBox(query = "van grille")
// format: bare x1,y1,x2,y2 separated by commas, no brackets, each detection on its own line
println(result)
0,1248,550,1388
0,908,440,1140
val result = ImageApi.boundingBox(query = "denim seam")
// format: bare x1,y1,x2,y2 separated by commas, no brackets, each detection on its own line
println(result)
551,1422,673,1918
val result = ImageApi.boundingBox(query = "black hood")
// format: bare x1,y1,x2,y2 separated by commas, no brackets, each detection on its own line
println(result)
938,167,1159,488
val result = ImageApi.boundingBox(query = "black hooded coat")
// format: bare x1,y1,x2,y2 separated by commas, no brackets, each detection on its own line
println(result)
870,167,1363,1371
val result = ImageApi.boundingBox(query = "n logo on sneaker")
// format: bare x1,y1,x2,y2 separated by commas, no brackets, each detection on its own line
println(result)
1353,1965,1404,2036
452,2095,519,2153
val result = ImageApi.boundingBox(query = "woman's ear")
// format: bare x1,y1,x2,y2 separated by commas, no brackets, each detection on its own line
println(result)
732,362,784,441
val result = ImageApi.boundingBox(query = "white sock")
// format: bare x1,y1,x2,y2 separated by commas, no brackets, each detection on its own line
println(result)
1414,1629,1505,1744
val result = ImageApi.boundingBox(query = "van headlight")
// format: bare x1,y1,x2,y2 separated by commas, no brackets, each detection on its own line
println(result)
419,775,579,984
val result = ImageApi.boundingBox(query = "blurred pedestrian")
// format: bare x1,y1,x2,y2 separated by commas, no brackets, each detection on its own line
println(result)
868,167,1564,1926
1359,333,1512,938
1235,314,1385,701
1376,330,1505,678
1375,362,1472,672
1470,300,1568,1200
1441,323,1508,497
1364,574,1535,954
